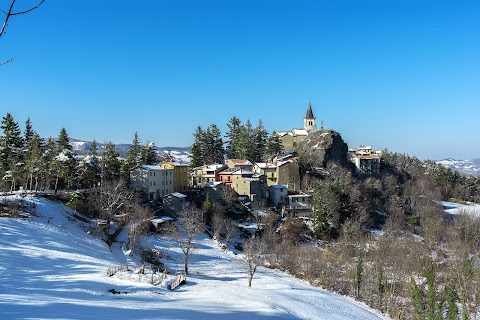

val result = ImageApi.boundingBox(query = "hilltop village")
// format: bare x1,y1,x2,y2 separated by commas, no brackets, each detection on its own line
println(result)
130,103,381,219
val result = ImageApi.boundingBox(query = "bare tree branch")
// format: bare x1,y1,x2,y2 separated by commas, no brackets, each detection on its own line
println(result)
10,0,45,16
1,0,45,63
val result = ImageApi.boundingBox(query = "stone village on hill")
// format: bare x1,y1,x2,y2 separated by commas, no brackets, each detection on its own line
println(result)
129,103,382,218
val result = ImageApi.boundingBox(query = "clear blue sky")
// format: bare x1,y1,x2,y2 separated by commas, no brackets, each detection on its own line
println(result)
1,0,479,160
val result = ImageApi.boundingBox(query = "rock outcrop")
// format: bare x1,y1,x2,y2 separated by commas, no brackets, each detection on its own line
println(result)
297,129,349,168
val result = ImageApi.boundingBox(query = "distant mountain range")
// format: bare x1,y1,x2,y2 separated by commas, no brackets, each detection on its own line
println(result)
70,138,191,164
435,158,480,177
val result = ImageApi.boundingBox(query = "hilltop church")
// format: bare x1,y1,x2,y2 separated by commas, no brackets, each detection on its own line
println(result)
277,102,320,151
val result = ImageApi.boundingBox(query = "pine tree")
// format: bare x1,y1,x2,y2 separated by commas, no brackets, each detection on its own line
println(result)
253,119,268,162
266,131,283,158
53,128,75,191
77,139,101,188
122,132,142,179
225,116,242,159
0,113,24,190
24,132,43,190
57,127,72,151
141,142,158,165
190,126,205,169
203,124,224,164
101,142,121,182
42,137,57,191
24,117,35,145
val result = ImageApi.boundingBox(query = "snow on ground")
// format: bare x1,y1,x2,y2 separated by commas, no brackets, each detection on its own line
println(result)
441,201,480,216
0,195,388,320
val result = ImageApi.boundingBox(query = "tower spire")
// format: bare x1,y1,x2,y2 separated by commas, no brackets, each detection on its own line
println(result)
304,101,316,132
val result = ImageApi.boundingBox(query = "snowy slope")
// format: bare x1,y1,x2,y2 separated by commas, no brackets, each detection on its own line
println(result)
436,158,480,177
0,195,388,320
441,201,480,216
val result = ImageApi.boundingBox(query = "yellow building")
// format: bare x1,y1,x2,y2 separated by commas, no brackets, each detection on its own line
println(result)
161,162,190,193
253,160,300,191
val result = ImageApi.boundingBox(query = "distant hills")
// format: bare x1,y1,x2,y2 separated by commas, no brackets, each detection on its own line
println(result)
435,158,480,177
70,138,191,164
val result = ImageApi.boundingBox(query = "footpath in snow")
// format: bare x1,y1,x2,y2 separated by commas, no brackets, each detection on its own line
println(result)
0,195,388,320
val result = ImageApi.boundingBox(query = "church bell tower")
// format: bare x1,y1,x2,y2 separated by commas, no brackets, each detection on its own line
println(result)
304,102,316,132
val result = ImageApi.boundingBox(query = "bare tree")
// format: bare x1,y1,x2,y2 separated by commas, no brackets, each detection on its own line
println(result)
169,206,203,276
244,237,265,287
1,0,45,64
224,217,237,244
126,203,152,255
221,186,237,206
211,205,225,241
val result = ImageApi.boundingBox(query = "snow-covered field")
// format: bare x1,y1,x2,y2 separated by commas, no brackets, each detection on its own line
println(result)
0,195,388,320
441,201,480,216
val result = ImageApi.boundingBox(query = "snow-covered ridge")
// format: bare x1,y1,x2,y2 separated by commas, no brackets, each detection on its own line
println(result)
68,138,191,164
0,195,388,320
436,158,480,177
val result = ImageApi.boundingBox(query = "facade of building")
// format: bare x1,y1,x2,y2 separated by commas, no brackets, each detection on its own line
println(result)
348,146,382,175
284,191,313,217
253,160,300,191
130,165,174,201
161,162,189,193
233,173,268,202
192,164,227,186
269,184,288,208
163,192,188,216
278,102,318,151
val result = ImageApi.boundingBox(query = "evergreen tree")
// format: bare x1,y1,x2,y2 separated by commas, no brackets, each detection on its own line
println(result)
57,127,72,151
141,142,158,165
243,120,255,162
190,126,205,169
253,119,268,162
0,113,24,190
202,124,224,164
101,142,121,182
225,116,242,159
24,116,35,145
77,139,101,188
24,132,43,190
41,137,57,190
53,128,75,191
122,132,142,179
266,131,283,158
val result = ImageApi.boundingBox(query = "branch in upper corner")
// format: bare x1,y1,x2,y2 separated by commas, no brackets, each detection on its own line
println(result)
1,58,13,65
10,0,45,16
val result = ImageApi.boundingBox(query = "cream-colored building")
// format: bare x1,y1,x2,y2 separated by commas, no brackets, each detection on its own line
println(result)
130,165,174,201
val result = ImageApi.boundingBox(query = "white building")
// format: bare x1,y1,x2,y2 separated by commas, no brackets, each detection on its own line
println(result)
269,184,288,208
130,165,174,201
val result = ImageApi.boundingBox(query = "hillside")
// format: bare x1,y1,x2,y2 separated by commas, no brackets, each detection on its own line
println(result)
436,158,480,177
0,194,388,320
69,138,191,163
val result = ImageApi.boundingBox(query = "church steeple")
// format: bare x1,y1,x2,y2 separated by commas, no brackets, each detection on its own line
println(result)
304,102,316,132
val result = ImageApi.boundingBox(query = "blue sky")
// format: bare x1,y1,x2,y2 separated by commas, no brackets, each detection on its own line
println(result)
1,0,479,160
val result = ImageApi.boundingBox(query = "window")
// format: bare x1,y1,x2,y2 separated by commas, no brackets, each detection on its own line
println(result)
162,181,164,185
150,182,152,187
154,181,156,186
170,180,172,185
154,172,156,176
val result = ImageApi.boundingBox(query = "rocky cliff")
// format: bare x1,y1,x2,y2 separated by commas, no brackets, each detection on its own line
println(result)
297,129,349,168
